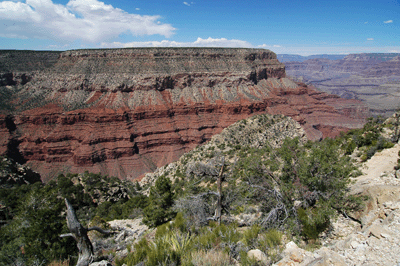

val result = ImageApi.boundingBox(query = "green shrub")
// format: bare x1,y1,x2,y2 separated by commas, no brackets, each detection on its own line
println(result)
196,223,240,250
143,176,176,227
174,212,187,232
241,224,261,248
146,238,179,266
0,185,77,265
360,154,368,162
260,229,282,248
155,222,171,239
344,140,356,155
122,230,194,266
122,237,150,266
297,206,330,240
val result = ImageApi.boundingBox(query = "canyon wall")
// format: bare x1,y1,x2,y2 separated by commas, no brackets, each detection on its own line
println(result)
285,53,400,116
0,48,368,181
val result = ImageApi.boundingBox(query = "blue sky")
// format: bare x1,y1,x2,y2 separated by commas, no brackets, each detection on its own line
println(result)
0,0,398,55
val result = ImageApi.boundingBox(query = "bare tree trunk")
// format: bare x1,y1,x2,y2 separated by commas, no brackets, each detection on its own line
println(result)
60,198,111,266
215,159,225,225
394,112,400,143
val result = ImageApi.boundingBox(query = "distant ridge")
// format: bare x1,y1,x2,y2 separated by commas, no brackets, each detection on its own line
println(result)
284,52,400,116
278,53,400,63
277,54,347,62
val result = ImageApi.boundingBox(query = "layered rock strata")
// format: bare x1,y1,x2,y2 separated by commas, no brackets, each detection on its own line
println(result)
285,53,400,116
0,48,368,181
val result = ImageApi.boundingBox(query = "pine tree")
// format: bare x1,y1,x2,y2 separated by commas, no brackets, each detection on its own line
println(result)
143,176,176,227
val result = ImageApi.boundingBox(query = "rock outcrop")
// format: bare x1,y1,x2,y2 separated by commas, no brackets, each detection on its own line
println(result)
0,48,367,180
140,113,308,188
0,156,41,187
91,218,149,263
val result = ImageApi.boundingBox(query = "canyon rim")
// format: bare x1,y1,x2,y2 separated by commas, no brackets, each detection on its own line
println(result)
0,48,368,181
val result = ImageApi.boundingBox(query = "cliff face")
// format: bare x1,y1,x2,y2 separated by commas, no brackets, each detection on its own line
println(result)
0,48,367,181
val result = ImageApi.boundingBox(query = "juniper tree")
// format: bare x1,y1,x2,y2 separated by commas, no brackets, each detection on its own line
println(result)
143,175,176,227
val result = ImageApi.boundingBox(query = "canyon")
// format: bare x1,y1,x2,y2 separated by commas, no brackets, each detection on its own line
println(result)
284,53,400,116
0,48,367,181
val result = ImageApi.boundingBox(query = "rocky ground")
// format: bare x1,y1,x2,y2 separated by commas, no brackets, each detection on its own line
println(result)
274,142,400,266
90,218,150,266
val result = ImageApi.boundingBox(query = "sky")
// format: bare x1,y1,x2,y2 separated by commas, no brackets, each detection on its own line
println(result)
0,0,399,55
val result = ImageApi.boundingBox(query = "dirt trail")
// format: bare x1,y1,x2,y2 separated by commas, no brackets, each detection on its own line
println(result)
355,143,399,184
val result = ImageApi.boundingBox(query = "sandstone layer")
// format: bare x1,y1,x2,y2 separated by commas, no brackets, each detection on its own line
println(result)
0,48,367,181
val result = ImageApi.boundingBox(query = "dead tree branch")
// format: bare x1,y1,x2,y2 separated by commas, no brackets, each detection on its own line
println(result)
60,198,112,266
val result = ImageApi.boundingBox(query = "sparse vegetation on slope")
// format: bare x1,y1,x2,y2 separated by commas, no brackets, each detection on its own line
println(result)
1,112,399,265
119,113,396,265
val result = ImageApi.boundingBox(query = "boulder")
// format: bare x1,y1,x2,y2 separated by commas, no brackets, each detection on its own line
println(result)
247,249,270,265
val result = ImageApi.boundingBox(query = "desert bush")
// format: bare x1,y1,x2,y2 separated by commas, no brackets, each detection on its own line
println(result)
196,223,240,250
154,213,188,239
344,139,357,155
121,237,150,266
183,249,234,266
343,116,396,160
297,206,330,240
174,195,213,227
123,230,193,266
259,228,282,249
273,137,360,239
241,224,261,248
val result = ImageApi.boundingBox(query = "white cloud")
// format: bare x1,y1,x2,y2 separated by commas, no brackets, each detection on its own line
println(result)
0,0,175,43
135,7,140,10
257,44,282,49
384,20,393,24
193,37,251,47
47,43,70,49
183,2,190,6
101,37,254,48
367,38,374,41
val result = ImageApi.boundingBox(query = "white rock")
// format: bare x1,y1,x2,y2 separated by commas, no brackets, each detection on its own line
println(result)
89,261,112,266
350,241,360,249
247,249,269,264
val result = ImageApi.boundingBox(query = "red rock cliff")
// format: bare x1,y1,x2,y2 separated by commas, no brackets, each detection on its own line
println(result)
0,48,368,181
